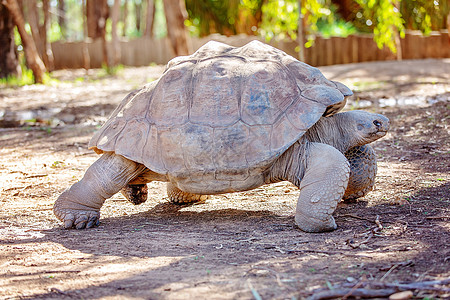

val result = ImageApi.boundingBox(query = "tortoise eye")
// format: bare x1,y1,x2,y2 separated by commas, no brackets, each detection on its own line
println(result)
373,120,381,127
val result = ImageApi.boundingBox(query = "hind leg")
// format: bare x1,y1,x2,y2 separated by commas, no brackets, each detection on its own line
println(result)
343,145,377,202
121,184,148,205
166,182,209,205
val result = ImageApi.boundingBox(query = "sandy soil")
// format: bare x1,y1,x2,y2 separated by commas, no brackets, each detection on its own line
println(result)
0,59,449,299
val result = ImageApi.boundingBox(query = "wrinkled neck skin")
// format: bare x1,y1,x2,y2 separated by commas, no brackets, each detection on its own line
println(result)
304,114,359,154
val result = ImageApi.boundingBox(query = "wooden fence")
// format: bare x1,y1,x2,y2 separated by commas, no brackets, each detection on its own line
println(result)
51,30,450,70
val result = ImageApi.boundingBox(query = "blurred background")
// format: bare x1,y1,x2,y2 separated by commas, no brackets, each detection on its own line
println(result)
0,0,449,83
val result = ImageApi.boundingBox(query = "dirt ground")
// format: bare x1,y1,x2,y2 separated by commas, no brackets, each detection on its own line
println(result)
0,59,449,300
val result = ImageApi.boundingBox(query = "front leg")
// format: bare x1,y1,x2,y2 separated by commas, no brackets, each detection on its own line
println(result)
53,152,146,229
268,142,349,232
295,143,350,232
343,145,377,202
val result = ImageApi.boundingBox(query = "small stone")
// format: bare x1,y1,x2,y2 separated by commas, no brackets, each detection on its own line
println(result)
346,276,355,282
389,290,413,300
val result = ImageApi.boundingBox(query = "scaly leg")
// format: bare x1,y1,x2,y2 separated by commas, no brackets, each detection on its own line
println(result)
294,143,349,232
166,182,208,204
343,145,377,202
53,152,146,229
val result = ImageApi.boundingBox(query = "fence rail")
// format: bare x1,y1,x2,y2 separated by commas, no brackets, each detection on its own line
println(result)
51,30,450,70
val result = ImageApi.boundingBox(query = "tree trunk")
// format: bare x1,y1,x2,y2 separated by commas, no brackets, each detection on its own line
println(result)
82,0,90,70
26,1,43,56
25,0,54,71
162,0,190,56
122,0,127,36
144,0,155,37
135,0,141,32
86,0,109,67
4,0,46,83
0,3,21,79
110,0,121,66
58,0,66,39
42,0,54,71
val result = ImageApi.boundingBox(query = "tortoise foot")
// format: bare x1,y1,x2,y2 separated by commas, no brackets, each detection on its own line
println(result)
54,207,100,229
166,182,209,205
121,184,148,205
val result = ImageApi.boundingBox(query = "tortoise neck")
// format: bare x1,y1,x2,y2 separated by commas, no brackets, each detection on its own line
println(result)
304,114,353,153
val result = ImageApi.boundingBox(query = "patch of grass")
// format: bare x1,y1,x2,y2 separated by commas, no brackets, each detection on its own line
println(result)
100,64,124,77
0,68,34,86
0,67,60,87
350,80,387,92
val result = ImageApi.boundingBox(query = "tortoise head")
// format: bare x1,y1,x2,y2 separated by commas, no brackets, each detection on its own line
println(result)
337,110,390,147
305,110,390,153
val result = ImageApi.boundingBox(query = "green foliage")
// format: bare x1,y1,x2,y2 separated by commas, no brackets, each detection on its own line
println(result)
259,0,348,42
315,19,357,38
400,0,449,33
354,0,405,53
185,0,241,36
260,0,299,41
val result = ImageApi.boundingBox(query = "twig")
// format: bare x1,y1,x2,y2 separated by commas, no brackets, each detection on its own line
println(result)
425,216,449,220
347,232,374,249
371,277,450,292
379,260,414,271
342,277,365,300
50,287,67,295
380,264,398,281
308,287,396,300
286,249,344,255
374,215,383,231
247,281,262,300
286,249,372,258
308,277,450,300
3,184,32,192
339,214,374,223
8,270,81,277
380,260,414,281
25,174,48,179
30,207,53,211
347,215,383,249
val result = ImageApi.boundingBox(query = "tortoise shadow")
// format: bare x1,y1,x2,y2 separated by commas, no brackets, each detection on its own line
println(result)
4,182,449,299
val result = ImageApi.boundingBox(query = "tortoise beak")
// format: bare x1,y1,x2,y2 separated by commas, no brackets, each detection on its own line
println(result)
373,115,390,136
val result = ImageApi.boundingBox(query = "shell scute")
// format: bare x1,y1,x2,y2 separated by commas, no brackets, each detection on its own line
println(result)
213,122,250,181
285,96,323,131
189,58,241,127
114,119,149,163
179,123,215,176
148,64,192,126
270,117,300,153
141,126,165,173
240,61,297,126
246,125,273,166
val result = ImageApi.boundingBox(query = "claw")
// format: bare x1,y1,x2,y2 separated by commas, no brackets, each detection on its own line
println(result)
75,215,88,229
86,215,99,228
63,213,75,229
76,222,86,230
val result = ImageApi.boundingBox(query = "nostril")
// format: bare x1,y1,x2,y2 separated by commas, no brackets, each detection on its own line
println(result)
373,120,381,127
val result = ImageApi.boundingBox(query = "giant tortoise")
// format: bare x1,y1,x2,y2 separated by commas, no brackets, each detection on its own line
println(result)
54,40,389,232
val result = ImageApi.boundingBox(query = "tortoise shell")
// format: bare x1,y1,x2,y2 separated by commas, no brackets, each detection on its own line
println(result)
89,40,352,181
